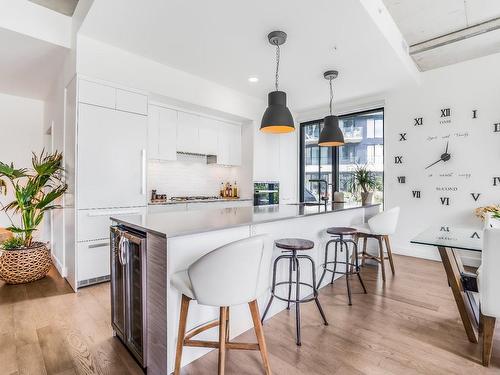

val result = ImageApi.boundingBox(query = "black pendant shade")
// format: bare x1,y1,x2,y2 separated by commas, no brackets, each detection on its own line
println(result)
260,91,295,133
318,115,344,147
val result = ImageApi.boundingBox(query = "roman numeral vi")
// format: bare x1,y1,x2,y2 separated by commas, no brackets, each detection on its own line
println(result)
440,197,450,206
440,226,449,232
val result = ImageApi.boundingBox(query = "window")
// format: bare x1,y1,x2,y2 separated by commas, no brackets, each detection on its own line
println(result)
300,108,384,204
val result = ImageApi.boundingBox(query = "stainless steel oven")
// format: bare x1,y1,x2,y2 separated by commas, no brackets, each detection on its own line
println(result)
253,182,279,206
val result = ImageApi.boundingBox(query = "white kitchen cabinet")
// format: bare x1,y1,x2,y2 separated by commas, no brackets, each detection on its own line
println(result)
159,107,177,160
78,103,148,210
198,117,219,156
79,79,116,109
217,122,241,166
116,88,148,115
148,105,177,161
77,241,111,283
229,124,242,166
78,207,147,242
217,121,230,165
177,112,200,154
148,203,187,214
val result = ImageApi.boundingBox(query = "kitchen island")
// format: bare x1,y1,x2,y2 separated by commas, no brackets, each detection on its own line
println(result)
110,202,380,374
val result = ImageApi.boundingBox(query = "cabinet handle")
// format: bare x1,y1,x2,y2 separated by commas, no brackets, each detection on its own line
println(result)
88,241,110,249
118,236,129,266
141,149,147,195
87,210,141,217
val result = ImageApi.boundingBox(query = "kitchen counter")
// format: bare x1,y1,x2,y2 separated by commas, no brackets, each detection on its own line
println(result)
110,201,380,374
148,197,253,205
112,202,380,238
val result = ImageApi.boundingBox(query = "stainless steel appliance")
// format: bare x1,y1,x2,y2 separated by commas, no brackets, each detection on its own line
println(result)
253,182,279,206
110,226,147,368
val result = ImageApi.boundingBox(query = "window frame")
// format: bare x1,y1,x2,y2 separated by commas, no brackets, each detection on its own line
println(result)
299,107,385,204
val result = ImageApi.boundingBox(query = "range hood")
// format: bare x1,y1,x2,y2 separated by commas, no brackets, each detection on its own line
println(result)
176,151,217,164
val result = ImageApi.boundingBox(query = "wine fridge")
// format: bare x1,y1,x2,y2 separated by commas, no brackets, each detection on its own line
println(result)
110,225,147,368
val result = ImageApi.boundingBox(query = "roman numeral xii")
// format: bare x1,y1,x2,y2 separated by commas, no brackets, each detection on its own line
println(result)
440,108,451,117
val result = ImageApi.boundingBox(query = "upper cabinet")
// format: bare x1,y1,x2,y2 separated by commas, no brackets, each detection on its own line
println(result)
177,112,200,154
79,79,148,115
148,105,177,161
198,117,219,156
148,105,242,166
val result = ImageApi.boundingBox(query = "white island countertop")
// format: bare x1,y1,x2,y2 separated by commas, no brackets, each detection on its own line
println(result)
111,202,380,238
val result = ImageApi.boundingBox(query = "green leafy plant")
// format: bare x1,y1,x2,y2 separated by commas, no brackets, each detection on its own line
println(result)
348,164,377,195
1,236,25,250
0,151,67,248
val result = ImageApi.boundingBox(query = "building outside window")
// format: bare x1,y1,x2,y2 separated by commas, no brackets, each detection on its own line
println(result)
300,108,384,204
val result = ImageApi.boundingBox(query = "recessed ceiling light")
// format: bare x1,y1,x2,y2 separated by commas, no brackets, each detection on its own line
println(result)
248,77,259,83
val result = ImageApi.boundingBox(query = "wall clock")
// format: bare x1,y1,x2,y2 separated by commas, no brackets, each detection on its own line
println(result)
394,106,499,208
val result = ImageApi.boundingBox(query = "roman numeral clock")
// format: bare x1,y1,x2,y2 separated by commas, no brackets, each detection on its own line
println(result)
394,107,500,208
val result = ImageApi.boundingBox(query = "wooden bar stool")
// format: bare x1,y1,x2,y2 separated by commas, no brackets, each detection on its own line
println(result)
317,227,366,305
353,207,400,282
170,235,273,375
260,238,328,346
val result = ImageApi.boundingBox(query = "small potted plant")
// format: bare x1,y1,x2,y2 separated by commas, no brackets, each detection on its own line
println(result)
0,151,67,284
349,164,377,205
475,205,500,228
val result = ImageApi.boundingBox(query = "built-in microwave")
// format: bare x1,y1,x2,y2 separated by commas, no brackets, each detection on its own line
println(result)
254,182,279,206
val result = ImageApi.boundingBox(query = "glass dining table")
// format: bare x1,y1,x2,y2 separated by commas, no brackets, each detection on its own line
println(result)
411,226,483,344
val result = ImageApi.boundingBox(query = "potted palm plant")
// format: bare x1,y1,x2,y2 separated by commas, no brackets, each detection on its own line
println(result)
349,164,377,205
0,151,67,284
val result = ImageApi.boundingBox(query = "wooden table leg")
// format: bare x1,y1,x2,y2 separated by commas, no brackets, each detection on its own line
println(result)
438,246,479,343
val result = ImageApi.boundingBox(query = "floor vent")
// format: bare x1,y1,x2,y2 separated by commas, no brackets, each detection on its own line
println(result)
78,274,111,288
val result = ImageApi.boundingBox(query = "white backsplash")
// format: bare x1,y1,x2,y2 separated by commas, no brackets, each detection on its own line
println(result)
148,156,241,198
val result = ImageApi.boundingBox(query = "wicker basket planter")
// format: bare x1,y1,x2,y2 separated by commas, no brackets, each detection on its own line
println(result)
0,242,52,284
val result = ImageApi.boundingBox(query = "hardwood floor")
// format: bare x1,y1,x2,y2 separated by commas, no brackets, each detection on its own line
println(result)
1,255,499,374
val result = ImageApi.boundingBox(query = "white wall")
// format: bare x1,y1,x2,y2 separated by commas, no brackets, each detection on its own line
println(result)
148,157,243,198
0,92,44,231
385,53,500,264
297,52,500,265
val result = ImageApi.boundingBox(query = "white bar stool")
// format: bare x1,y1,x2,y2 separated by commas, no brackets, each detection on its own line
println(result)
353,207,400,281
170,235,273,375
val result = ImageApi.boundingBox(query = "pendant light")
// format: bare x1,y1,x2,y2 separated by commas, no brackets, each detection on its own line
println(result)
260,31,295,134
318,70,344,147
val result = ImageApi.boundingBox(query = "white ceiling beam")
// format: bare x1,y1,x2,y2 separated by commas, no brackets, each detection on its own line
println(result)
0,0,71,48
359,0,421,84
410,17,500,55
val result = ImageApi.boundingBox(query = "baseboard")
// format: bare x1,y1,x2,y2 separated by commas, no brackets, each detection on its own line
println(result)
51,254,67,277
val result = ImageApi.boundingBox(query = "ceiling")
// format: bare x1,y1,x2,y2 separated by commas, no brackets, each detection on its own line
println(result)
383,0,500,70
80,0,417,112
29,0,79,17
0,27,67,100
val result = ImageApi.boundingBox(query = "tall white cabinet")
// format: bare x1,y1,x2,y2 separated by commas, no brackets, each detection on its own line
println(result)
63,78,148,291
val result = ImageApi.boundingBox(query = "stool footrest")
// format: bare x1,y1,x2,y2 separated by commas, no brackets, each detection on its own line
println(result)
184,339,260,351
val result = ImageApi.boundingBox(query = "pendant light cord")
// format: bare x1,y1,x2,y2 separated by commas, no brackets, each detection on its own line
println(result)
329,77,334,115
275,43,280,91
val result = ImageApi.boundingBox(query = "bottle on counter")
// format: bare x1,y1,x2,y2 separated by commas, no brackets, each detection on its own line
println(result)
233,181,238,198
220,182,225,198
225,182,230,198
229,184,233,198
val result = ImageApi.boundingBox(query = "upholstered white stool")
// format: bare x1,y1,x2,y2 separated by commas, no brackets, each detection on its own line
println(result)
477,228,500,366
353,207,400,281
170,235,273,375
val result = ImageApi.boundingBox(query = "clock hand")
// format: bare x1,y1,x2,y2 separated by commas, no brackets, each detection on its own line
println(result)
425,158,443,169
445,141,449,154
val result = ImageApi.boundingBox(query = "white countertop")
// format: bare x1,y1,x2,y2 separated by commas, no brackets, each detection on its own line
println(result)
148,198,253,205
112,203,381,238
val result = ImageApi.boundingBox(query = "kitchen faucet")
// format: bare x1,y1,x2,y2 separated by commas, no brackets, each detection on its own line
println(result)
309,179,330,208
